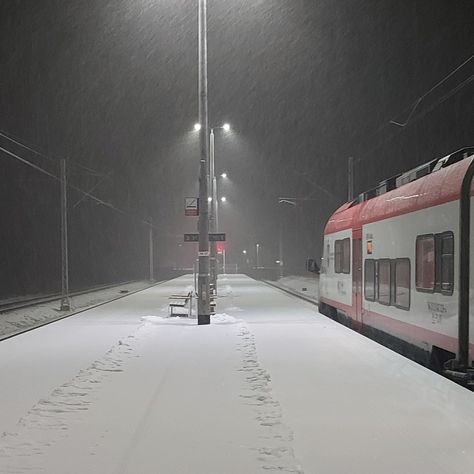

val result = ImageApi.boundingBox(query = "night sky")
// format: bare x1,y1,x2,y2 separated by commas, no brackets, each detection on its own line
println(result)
1,0,473,297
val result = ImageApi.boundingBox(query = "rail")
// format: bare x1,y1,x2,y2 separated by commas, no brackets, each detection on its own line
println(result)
0,280,141,313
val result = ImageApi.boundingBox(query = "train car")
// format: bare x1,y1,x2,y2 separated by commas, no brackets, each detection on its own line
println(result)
318,147,474,383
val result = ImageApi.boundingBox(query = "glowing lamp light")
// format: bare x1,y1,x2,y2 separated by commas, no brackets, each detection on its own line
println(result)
220,196,227,203
223,123,231,132
194,123,201,131
221,172,227,179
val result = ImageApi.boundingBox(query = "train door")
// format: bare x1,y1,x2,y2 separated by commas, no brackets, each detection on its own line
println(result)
352,229,363,327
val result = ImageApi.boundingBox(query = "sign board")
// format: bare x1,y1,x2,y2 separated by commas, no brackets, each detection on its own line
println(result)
184,233,199,242
210,233,226,242
185,197,199,216
198,251,210,257
184,233,226,242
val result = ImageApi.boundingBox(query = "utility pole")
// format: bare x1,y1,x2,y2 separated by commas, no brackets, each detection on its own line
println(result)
197,0,210,325
209,128,218,293
348,156,354,202
148,220,154,282
278,214,283,277
60,159,71,311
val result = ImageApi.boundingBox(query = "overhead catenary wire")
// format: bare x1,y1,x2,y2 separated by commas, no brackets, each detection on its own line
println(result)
389,53,474,127
0,145,155,229
0,128,107,177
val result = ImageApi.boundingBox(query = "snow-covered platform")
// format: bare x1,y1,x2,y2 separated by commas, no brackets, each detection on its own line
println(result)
0,274,473,473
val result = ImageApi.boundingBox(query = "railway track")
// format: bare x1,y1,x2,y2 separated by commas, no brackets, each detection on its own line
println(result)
0,280,141,313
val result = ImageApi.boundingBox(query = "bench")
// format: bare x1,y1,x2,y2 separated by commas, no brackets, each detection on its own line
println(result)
168,291,193,317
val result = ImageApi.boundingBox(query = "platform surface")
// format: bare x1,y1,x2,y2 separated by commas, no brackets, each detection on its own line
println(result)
0,274,473,473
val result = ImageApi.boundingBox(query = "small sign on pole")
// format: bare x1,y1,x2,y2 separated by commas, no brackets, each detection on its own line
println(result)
185,197,199,216
184,233,199,242
184,233,226,242
198,251,210,257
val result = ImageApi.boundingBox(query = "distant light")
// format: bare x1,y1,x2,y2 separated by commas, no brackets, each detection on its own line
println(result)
242,250,247,254
220,196,227,203
275,260,280,264
194,123,201,131
208,196,212,202
223,123,231,132
221,172,227,178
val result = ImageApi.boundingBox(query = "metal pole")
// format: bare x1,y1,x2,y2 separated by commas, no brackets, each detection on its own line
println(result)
278,207,283,277
457,157,474,369
209,129,218,292
60,159,70,311
148,221,154,282
256,243,260,268
348,156,354,202
223,248,226,274
197,0,210,325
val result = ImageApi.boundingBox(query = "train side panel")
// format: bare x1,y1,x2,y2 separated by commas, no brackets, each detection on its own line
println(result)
319,229,352,310
362,200,460,355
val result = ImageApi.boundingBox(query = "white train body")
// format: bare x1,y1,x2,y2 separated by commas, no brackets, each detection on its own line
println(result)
319,150,474,368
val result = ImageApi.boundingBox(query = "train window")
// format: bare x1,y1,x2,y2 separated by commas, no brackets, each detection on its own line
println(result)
438,232,454,295
416,235,435,292
364,259,376,301
394,258,410,310
416,232,454,295
334,238,351,274
378,259,391,305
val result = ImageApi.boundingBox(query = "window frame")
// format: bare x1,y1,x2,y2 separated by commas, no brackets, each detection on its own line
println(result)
415,231,454,296
415,234,436,293
437,231,454,296
334,238,351,274
394,258,411,311
377,258,392,306
364,259,376,302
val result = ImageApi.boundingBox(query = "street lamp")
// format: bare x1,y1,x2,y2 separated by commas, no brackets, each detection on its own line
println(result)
197,0,210,325
277,197,320,277
209,123,231,293
256,243,260,268
278,198,296,277
221,172,227,178
220,196,227,203
194,123,201,131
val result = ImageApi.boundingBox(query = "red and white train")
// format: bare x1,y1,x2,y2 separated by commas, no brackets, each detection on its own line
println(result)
318,147,474,381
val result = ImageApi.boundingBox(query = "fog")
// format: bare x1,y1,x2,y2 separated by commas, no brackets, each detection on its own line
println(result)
0,0,472,298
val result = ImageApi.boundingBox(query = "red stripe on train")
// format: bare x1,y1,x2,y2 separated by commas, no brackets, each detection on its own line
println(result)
319,296,474,359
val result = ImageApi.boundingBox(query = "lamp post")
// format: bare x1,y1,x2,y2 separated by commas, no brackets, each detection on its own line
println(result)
209,124,230,293
197,0,210,325
278,197,320,277
278,198,297,278
256,243,260,268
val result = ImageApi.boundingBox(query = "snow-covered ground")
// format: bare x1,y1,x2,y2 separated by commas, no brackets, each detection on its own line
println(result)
270,274,319,302
0,281,154,340
0,274,473,473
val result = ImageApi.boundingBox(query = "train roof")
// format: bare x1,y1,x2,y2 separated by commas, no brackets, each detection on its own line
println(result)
325,147,474,234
